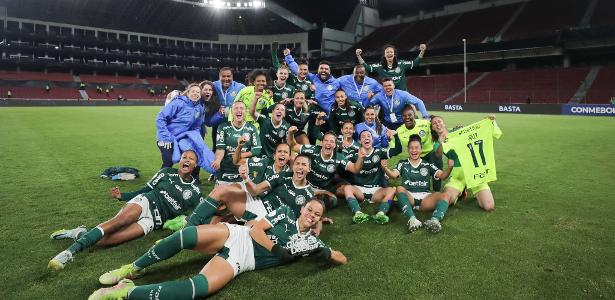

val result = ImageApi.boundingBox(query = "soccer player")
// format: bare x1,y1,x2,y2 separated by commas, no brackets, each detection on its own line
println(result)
369,77,429,129
338,64,382,107
184,154,314,228
337,121,360,157
232,69,274,128
355,106,392,149
381,135,454,233
88,199,347,300
328,89,364,134
431,115,499,212
395,105,442,190
288,127,365,206
48,151,203,271
212,67,246,143
342,130,402,224
249,98,290,157
233,142,291,188
284,90,324,145
271,42,313,99
356,43,427,91
156,83,203,168
271,65,296,103
212,101,262,184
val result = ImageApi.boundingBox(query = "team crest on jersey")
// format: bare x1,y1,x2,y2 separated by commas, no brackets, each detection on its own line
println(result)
242,133,251,140
348,110,355,117
182,189,193,200
296,195,306,205
327,85,333,91
419,130,426,137
420,168,428,176
372,155,380,163
231,91,237,97
259,99,266,106
281,92,288,99
302,84,307,90
194,111,200,119
326,164,335,173
277,130,285,138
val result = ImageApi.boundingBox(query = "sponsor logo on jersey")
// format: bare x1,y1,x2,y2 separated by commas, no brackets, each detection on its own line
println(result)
296,195,306,205
151,172,165,186
405,180,428,187
326,164,335,173
498,105,521,112
420,167,428,176
372,154,380,163
160,190,182,210
269,212,286,225
445,104,463,111
182,189,192,200
287,234,321,256
242,133,251,140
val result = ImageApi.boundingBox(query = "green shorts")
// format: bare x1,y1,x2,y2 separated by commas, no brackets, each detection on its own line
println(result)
444,167,490,195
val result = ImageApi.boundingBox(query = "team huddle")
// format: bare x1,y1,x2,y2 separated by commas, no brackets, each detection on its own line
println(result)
47,43,501,300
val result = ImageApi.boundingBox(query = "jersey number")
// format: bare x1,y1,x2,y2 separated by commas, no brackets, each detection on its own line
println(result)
466,140,486,168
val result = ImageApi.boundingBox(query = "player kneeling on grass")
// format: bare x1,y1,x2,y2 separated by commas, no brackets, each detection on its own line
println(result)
48,150,203,271
88,199,347,300
381,135,454,233
342,129,402,224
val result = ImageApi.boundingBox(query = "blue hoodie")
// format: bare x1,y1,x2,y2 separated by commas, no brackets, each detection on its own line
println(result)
156,95,204,142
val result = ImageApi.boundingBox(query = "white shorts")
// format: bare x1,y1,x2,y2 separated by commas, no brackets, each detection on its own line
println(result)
127,194,158,235
239,182,268,221
217,223,256,277
410,192,431,200
357,186,381,203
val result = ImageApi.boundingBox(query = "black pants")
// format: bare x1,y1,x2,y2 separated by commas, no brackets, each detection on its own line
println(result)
158,143,174,169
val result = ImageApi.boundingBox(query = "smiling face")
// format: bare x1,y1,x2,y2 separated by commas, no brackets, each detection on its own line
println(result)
354,65,366,83
321,133,337,157
253,74,267,92
408,140,422,160
384,46,395,62
383,80,395,95
273,143,290,169
431,116,446,134
293,91,306,108
201,84,213,100
276,68,289,82
178,150,198,176
360,130,373,149
402,109,416,128
341,122,354,139
219,70,233,88
318,63,330,81
232,101,246,123
299,200,324,229
292,155,311,182
272,103,286,123
364,107,376,123
335,90,347,107
186,86,201,102
298,64,309,79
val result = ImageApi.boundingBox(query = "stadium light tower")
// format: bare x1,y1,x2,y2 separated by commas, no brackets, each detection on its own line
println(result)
462,38,467,103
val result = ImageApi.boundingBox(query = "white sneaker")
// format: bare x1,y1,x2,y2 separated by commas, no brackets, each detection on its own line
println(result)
48,250,73,271
50,225,87,241
424,218,442,234
407,217,422,233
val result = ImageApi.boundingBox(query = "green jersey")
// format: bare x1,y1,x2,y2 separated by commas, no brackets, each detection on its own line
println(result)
363,56,421,91
271,81,295,103
442,119,501,188
261,173,314,216
395,118,434,157
337,136,360,157
256,114,290,157
216,121,262,182
395,159,440,193
252,206,328,270
284,104,319,130
144,167,203,226
289,77,313,99
246,156,290,184
299,145,350,190
348,147,395,187
328,101,364,134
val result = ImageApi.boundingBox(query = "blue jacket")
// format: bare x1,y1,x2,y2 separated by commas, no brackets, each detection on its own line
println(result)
156,95,204,142
355,122,389,149
172,131,217,174
285,54,340,114
369,89,429,126
338,75,382,107
213,80,245,108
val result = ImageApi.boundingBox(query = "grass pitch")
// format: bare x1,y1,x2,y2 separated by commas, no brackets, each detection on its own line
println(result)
0,107,614,299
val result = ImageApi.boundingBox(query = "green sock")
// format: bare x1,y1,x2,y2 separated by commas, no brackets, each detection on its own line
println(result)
432,199,449,221
128,274,208,300
396,192,415,219
346,197,361,214
186,197,220,226
134,226,198,269
378,200,392,214
68,226,103,254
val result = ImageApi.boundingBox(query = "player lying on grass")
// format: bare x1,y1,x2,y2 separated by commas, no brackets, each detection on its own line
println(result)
431,115,499,211
169,154,314,231
88,199,347,300
48,150,203,271
341,129,402,224
380,135,454,233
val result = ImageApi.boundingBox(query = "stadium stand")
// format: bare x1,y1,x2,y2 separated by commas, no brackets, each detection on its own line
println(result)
1,86,81,100
585,65,615,104
407,72,483,103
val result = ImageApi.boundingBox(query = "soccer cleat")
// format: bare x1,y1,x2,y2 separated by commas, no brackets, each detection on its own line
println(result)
48,250,73,271
88,279,135,300
372,211,390,225
407,217,422,233
352,211,370,224
424,218,442,234
50,225,86,241
99,264,141,285
162,215,187,231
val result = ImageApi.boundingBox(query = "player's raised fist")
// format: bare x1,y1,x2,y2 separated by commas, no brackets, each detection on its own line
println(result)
355,49,363,56
237,136,248,147
419,44,427,51
288,126,298,134
447,159,455,168
283,48,291,56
